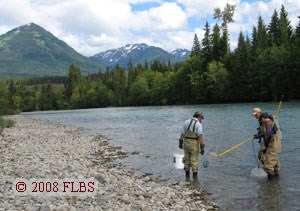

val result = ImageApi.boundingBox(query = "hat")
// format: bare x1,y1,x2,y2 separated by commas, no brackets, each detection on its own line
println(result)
252,107,261,116
193,111,204,119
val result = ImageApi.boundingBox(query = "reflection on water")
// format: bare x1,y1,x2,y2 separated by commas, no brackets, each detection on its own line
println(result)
256,179,283,211
23,102,300,210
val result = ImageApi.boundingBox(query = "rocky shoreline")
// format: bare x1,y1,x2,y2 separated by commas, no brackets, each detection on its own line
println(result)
0,115,219,211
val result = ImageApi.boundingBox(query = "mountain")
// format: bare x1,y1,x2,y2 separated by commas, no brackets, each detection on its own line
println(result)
90,43,190,68
169,48,190,60
0,23,190,79
0,23,101,78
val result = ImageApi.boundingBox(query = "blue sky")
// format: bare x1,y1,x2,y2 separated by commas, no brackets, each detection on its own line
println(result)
0,0,299,56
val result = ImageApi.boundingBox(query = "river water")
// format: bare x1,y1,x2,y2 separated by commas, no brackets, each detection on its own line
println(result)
23,102,300,210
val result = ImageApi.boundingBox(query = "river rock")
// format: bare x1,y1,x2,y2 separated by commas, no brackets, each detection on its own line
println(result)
0,115,219,210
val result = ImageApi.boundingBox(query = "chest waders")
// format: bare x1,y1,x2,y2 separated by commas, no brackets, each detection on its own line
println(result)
183,119,200,178
263,124,282,179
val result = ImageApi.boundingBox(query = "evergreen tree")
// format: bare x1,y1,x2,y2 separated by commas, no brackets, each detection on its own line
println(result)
202,21,213,65
289,16,300,99
112,65,127,106
65,65,82,100
228,31,253,101
279,5,293,45
212,24,222,61
256,16,268,50
102,67,113,90
268,9,280,46
127,59,136,89
190,34,202,57
251,26,258,53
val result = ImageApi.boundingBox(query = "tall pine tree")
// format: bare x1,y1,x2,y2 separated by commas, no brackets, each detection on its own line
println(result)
268,9,280,46
278,5,293,45
190,34,202,57
211,24,222,61
202,21,213,66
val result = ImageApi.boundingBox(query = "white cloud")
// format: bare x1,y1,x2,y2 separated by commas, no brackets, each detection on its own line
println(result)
136,2,188,32
0,0,299,56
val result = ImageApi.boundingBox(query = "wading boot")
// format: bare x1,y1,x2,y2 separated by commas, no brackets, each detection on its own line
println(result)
193,172,198,180
185,171,190,179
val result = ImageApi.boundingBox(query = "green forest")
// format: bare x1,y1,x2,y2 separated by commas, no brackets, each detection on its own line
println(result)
0,4,299,115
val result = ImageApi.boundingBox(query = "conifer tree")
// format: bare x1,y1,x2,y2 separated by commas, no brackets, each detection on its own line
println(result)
279,5,293,45
268,9,280,46
127,59,136,89
190,34,202,57
211,24,222,61
257,16,268,50
202,21,213,65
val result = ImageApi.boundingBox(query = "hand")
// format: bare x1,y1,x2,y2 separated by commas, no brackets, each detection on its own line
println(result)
253,134,259,139
200,144,205,155
179,139,183,149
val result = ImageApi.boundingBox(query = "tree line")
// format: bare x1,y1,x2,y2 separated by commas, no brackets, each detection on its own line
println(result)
0,4,299,115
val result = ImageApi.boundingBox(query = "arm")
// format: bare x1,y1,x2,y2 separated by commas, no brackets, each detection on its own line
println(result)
264,122,273,147
178,133,184,149
198,134,204,145
198,135,205,155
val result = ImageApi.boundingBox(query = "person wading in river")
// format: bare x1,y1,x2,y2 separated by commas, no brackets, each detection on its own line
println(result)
252,108,277,166
252,108,266,164
179,112,205,180
260,113,282,180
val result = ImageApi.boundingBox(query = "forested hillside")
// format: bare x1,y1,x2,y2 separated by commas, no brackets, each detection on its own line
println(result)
0,5,299,114
0,23,101,78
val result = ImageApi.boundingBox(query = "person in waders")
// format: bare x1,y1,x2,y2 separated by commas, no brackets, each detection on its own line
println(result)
252,108,266,164
252,108,276,165
260,113,282,180
179,112,205,180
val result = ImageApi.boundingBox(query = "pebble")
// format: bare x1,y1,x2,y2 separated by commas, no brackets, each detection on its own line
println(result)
0,115,219,210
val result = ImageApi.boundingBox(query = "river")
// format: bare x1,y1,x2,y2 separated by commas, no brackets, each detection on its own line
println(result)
23,101,300,210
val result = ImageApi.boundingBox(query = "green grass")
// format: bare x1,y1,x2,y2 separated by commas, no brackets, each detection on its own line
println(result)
0,117,15,128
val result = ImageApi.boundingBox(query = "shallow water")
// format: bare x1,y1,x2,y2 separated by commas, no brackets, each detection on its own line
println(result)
23,102,300,210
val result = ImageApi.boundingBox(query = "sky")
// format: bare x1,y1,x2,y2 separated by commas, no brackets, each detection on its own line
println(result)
0,0,299,56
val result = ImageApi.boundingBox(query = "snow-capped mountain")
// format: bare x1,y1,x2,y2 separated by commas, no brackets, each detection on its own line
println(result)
169,49,190,60
91,43,190,68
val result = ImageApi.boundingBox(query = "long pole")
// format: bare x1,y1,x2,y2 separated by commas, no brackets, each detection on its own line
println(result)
273,94,284,127
216,136,254,157
214,95,284,157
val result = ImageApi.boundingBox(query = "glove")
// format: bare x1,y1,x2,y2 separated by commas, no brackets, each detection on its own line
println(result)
200,144,205,155
179,139,183,149
258,137,262,144
253,134,259,139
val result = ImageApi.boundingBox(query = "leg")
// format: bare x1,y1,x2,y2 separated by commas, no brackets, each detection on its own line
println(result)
190,141,199,175
184,141,192,175
274,160,281,176
264,148,279,180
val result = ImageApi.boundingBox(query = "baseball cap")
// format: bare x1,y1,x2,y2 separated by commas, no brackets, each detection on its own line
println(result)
252,107,261,116
193,111,204,119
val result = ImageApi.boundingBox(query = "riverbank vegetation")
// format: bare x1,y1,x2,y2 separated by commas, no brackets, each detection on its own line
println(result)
0,5,299,114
